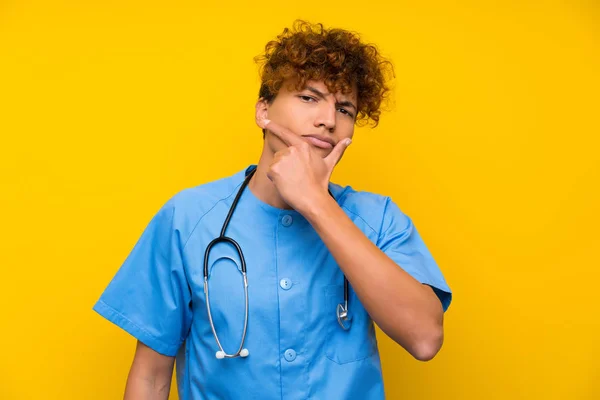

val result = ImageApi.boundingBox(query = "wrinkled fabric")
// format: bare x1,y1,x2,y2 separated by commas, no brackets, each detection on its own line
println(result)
93,164,452,400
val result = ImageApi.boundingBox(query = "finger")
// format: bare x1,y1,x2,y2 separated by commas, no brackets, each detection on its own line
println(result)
261,119,305,147
325,138,352,169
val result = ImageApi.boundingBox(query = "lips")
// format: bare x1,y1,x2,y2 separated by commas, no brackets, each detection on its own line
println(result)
303,136,334,149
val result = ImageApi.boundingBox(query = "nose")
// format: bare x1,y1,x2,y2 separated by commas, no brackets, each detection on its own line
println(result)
314,101,336,132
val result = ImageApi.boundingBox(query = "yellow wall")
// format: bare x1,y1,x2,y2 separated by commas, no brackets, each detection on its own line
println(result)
1,1,598,399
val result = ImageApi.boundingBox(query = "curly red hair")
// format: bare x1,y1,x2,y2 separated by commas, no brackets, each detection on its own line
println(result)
254,20,394,128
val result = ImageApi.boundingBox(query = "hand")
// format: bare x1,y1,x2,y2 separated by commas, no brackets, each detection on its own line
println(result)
259,118,352,213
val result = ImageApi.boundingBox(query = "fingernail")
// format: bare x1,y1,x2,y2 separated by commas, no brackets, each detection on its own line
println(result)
345,138,352,146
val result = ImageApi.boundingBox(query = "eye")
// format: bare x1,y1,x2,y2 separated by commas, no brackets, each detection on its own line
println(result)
299,95,317,102
338,108,354,118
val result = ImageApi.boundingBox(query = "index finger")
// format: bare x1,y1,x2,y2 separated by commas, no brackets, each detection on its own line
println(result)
261,118,304,147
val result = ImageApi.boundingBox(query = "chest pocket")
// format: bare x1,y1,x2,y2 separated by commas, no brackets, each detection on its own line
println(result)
323,284,378,364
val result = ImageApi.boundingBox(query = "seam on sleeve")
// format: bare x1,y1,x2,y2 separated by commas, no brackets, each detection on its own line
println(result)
341,205,378,235
377,196,392,242
93,299,184,355
182,181,244,251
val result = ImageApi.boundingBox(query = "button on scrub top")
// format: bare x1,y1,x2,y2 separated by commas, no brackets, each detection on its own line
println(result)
93,164,452,400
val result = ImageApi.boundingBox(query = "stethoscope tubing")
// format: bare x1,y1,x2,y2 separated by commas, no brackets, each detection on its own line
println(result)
203,166,351,359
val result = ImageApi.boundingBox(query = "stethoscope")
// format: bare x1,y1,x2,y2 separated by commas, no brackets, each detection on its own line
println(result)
203,166,352,360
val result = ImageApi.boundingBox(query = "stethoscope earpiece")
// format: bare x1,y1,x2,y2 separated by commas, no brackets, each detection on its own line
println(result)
214,349,249,359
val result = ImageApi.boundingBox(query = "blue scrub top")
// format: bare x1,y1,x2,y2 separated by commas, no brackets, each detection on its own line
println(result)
93,164,452,399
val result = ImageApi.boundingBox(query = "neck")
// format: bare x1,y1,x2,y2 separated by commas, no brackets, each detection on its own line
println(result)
248,145,294,210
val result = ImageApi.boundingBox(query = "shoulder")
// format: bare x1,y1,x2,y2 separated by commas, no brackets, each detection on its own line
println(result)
155,169,245,237
329,182,407,236
171,172,242,213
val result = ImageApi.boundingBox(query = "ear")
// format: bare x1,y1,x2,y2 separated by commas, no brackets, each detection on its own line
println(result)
255,98,269,129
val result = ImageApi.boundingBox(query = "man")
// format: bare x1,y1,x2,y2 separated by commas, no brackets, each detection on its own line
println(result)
93,20,452,399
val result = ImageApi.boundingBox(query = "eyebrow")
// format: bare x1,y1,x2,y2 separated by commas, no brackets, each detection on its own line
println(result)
305,86,357,113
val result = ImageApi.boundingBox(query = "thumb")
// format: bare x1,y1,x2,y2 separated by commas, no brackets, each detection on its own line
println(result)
325,138,352,169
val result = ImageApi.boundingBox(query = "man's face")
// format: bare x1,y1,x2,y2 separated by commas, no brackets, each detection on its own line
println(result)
256,79,358,158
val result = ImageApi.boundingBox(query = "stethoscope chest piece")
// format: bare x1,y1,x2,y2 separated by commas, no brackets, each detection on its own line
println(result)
337,303,352,330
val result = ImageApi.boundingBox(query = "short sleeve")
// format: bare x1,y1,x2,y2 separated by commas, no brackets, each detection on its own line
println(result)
377,197,453,312
92,198,193,356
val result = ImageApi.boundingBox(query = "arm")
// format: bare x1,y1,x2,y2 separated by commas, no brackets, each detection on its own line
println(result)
302,194,444,362
258,118,445,361
124,340,176,400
